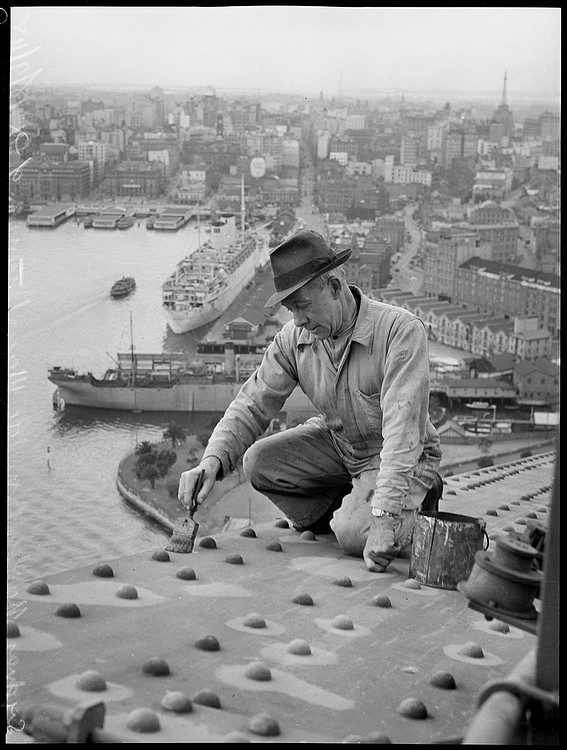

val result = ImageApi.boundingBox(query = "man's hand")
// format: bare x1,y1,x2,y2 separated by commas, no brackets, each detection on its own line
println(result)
178,457,221,509
363,515,398,572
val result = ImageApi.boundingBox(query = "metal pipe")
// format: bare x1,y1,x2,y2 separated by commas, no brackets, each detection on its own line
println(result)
462,650,535,744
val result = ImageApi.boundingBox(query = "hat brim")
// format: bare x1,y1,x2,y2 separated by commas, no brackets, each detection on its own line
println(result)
264,248,352,308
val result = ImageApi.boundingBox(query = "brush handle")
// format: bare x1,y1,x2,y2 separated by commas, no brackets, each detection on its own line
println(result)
189,470,206,517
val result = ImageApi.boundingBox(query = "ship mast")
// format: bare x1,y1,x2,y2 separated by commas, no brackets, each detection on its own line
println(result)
129,310,135,386
240,173,245,242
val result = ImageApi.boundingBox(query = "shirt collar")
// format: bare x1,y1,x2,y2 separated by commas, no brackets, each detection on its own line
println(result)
297,285,374,350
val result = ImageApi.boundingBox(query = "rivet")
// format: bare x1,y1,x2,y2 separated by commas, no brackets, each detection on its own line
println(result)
485,510,498,516
142,658,170,676
293,593,314,606
7,621,21,638
116,584,138,600
240,527,257,538
126,707,161,733
176,567,196,580
265,541,283,552
403,578,421,590
161,691,193,713
151,549,170,562
243,613,266,629
192,689,221,709
195,635,220,651
332,614,354,630
300,530,316,540
27,581,50,595
458,641,484,658
244,661,272,681
333,576,353,587
92,564,114,578
274,519,289,528
397,697,428,719
430,671,456,689
198,536,217,549
225,553,244,565
247,712,280,736
75,670,107,691
287,639,311,655
371,594,392,608
56,603,81,618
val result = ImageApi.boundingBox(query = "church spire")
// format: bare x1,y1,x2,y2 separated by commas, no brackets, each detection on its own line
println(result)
501,70,508,107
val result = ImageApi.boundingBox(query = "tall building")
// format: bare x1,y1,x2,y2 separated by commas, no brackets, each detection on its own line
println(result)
489,71,515,142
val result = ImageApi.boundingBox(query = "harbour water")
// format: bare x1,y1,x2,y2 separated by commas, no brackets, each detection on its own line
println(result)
7,214,469,589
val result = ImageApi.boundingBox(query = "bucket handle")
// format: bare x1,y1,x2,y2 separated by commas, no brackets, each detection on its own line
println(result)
482,528,490,550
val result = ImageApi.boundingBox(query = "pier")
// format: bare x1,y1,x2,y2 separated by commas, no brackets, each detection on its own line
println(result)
26,204,76,228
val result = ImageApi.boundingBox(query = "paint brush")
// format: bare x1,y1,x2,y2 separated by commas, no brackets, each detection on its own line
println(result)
165,469,205,553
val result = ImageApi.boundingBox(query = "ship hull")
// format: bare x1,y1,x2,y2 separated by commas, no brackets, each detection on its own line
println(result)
51,378,316,417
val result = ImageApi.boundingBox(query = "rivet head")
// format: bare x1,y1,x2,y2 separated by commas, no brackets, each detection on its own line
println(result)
75,670,107,692
7,621,21,638
430,671,456,689
243,613,266,629
372,594,392,608
126,708,161,733
397,697,428,719
293,593,314,606
176,567,196,580
248,712,280,736
195,635,220,651
56,602,81,618
192,689,221,709
240,527,257,538
161,691,193,713
244,661,272,681
225,553,244,565
92,564,114,578
142,658,170,676
151,549,170,562
198,536,217,549
27,581,50,596
116,584,138,600
332,614,354,630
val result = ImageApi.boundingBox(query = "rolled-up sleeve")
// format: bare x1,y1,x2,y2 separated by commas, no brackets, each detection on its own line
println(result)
202,333,299,478
372,318,433,514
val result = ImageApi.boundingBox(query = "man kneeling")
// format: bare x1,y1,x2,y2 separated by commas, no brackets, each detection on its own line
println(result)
178,230,442,572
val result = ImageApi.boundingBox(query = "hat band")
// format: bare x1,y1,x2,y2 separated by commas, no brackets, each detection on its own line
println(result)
273,256,334,292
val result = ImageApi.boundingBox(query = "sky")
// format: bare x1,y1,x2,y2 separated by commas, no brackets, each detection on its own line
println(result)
9,6,561,100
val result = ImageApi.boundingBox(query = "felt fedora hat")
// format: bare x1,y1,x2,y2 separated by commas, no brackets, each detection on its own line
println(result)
264,230,351,307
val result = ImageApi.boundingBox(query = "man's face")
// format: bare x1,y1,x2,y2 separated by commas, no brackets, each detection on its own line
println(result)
282,278,340,340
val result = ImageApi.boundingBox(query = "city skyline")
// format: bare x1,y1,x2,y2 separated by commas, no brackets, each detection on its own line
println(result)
10,6,561,102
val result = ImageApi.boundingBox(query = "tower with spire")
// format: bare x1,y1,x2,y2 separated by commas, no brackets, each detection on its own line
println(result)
490,70,515,141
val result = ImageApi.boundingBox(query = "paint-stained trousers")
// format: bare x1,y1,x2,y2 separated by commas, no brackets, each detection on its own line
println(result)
242,417,436,557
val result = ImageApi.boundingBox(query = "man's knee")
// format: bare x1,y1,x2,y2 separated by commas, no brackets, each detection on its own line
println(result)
242,441,265,484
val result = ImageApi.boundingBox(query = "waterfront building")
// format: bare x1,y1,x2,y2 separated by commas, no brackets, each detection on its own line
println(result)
105,160,166,198
513,358,560,407
12,158,91,202
455,257,560,338
423,227,492,299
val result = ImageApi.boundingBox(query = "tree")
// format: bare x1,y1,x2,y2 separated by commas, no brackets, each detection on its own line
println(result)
163,422,187,449
135,440,155,456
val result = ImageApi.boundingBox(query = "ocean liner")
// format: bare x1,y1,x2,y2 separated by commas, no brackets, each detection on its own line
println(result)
162,181,268,334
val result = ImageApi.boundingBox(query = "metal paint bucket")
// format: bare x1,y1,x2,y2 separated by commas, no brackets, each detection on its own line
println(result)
409,511,488,590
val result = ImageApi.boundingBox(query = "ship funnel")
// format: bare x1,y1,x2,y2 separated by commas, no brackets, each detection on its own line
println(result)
211,213,237,250
224,341,235,376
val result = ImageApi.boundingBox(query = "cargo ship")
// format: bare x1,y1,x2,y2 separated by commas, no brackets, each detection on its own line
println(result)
47,343,315,416
162,179,268,334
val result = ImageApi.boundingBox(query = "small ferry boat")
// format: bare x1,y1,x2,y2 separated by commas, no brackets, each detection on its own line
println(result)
110,276,136,299
116,215,134,229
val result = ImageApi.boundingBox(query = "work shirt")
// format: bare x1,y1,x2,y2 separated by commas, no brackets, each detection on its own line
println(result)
203,286,442,515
